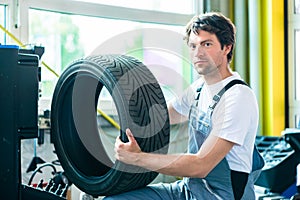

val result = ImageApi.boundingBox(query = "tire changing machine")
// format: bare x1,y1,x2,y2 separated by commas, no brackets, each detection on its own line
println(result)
0,45,66,200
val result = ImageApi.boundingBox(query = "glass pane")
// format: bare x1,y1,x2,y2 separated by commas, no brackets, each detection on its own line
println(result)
0,5,6,44
74,0,194,14
296,30,300,100
29,9,192,113
296,0,300,14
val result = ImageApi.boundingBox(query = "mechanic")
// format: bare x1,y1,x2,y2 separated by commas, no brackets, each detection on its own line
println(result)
104,12,264,200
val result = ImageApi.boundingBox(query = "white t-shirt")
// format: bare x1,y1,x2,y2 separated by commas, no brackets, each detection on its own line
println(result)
171,73,259,173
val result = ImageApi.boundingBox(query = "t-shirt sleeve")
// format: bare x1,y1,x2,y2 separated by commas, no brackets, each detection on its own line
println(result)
170,87,194,117
211,86,258,146
169,80,200,117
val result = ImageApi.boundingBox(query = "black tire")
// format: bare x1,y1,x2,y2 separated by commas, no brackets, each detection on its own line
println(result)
50,54,170,196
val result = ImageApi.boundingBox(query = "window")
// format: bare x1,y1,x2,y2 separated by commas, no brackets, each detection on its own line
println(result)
29,9,191,112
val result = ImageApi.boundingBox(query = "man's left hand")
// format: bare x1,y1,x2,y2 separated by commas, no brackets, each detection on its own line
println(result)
114,128,142,164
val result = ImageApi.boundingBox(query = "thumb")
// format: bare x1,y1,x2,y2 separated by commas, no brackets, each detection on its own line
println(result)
126,128,136,143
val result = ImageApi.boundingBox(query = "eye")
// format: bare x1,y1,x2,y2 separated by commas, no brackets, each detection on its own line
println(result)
203,42,212,47
188,43,197,50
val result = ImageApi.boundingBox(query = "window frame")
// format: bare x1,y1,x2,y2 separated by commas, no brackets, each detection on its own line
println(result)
0,0,201,44
0,3,7,43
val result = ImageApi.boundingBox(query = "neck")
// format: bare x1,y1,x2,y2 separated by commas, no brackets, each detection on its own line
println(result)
203,65,233,85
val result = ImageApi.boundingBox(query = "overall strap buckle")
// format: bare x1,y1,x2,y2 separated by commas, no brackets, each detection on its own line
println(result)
208,79,248,113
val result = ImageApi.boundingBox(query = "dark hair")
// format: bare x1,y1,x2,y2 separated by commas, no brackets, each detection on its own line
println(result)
184,12,236,63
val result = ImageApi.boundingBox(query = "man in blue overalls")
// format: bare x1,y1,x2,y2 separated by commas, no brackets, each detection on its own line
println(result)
105,12,264,200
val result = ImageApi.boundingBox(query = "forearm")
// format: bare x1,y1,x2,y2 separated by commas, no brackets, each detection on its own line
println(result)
115,129,233,179
121,136,234,178
130,152,208,178
116,130,211,178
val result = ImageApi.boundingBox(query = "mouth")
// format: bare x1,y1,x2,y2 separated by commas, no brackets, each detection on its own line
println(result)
194,60,207,65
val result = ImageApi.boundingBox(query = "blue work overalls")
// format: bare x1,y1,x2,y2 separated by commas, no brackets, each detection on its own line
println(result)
178,81,265,200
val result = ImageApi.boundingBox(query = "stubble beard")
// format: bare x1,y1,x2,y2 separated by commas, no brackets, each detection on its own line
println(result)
194,62,219,77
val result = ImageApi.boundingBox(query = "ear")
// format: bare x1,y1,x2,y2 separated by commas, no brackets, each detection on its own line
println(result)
223,44,232,55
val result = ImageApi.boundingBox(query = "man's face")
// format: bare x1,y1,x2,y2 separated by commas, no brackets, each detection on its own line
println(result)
188,30,229,76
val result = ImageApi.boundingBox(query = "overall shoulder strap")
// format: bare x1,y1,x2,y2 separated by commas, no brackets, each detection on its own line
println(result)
194,82,205,107
209,79,248,110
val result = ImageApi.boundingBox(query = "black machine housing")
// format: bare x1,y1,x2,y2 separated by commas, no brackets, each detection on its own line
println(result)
0,45,65,200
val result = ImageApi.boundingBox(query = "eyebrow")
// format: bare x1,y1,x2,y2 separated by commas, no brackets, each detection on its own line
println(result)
188,39,214,45
200,39,214,45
